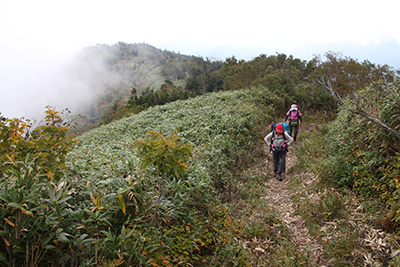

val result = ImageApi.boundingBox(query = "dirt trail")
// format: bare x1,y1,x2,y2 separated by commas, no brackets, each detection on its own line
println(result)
262,128,325,265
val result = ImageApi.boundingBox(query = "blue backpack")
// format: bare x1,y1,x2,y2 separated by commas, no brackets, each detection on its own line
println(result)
278,122,290,136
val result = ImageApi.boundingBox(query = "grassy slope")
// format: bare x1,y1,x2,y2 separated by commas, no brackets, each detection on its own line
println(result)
66,87,286,266
68,84,400,266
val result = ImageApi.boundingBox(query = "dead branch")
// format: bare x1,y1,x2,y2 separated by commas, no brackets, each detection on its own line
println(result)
318,79,400,141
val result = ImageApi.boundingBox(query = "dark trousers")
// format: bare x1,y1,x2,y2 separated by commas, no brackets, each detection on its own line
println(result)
289,123,299,141
273,149,287,175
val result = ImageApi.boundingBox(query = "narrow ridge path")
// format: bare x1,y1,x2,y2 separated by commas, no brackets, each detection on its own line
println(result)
262,134,325,266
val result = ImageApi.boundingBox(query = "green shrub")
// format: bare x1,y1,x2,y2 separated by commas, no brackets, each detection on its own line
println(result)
319,81,400,225
0,87,275,266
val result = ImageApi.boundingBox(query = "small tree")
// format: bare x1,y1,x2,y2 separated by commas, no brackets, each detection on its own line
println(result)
134,131,193,225
313,52,400,140
0,106,78,266
0,106,77,179
312,51,395,95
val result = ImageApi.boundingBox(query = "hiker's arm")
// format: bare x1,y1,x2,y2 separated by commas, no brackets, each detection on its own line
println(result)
299,111,303,124
285,132,294,145
264,132,272,146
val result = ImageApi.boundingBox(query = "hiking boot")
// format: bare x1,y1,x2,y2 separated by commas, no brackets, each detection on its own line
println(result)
276,174,282,181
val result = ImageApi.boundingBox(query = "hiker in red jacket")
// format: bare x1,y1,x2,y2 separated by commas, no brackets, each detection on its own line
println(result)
285,104,302,141
264,123,294,181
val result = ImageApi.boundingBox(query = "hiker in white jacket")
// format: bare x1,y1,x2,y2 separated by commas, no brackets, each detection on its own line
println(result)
264,123,294,181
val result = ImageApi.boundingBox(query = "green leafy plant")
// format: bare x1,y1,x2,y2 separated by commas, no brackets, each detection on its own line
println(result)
134,130,193,225
0,86,289,266
0,158,73,266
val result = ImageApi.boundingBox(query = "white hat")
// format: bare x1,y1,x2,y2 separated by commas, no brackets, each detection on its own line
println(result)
290,104,298,111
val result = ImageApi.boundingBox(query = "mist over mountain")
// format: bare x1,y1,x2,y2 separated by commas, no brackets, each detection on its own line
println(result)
1,40,398,123
1,43,201,121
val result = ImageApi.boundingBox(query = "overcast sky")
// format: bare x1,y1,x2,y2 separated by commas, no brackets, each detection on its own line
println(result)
1,0,400,119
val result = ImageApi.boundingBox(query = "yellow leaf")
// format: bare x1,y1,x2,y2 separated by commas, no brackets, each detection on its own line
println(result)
4,218,15,227
179,161,188,169
23,210,34,218
118,194,126,214
90,193,97,206
46,171,54,179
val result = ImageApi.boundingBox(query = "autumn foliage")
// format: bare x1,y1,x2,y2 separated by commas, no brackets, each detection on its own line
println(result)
0,106,77,179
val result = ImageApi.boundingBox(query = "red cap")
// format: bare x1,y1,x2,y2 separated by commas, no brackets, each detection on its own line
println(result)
276,124,284,133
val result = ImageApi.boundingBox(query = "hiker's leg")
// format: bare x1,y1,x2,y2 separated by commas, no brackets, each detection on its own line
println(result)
288,124,293,136
275,153,286,181
277,153,286,175
293,125,299,141
272,151,279,174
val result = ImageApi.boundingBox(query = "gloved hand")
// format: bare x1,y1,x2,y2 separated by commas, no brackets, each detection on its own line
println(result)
282,144,286,148
270,144,274,149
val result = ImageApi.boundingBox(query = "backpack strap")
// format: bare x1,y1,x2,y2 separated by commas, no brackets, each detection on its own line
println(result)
272,130,287,145
271,130,275,145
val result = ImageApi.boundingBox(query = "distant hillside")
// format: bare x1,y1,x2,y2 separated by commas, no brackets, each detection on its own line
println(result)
68,45,396,135
75,43,189,93
68,42,223,128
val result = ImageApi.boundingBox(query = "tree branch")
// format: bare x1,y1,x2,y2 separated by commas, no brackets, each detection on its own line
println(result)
320,79,400,141
338,103,400,140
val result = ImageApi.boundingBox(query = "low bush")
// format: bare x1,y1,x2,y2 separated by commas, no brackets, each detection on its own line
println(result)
0,87,275,266
293,81,400,266
323,82,400,226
